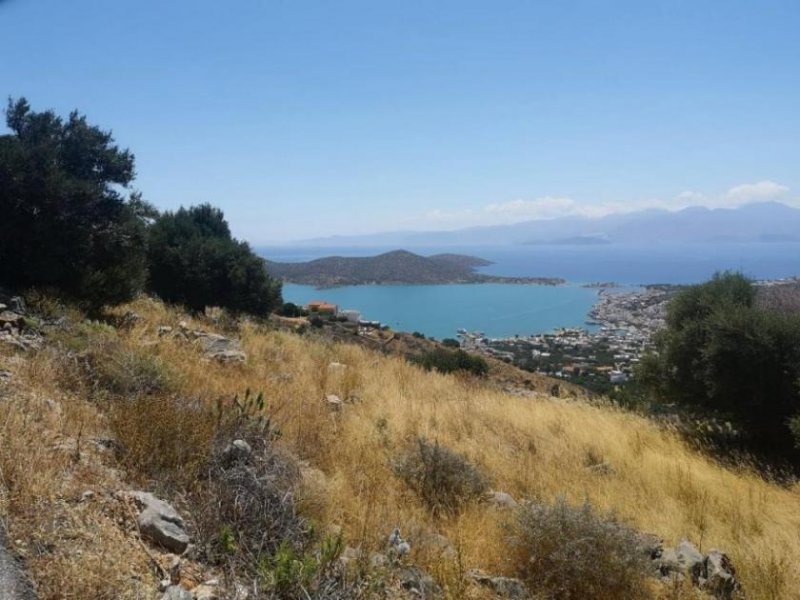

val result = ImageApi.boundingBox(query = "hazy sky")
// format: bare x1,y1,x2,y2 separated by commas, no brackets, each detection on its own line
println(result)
1,1,799,243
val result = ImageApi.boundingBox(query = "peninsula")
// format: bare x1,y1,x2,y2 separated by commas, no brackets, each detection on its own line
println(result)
264,249,564,287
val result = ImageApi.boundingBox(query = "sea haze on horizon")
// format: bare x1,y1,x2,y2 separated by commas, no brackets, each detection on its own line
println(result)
259,242,800,339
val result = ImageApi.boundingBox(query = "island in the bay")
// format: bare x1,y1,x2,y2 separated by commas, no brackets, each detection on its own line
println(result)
264,249,564,287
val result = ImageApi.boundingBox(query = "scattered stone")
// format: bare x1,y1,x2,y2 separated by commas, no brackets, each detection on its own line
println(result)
193,333,247,363
81,490,95,502
0,311,24,330
8,297,26,314
486,490,519,509
0,303,6,312
325,394,343,409
220,439,252,465
327,361,347,372
213,350,247,364
0,370,12,381
126,491,190,554
469,570,530,599
635,532,664,561
158,325,174,336
398,565,441,598
675,540,704,579
388,528,411,559
654,540,741,599
703,550,740,599
161,585,192,600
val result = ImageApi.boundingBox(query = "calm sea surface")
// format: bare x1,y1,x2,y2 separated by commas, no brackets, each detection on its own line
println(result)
260,243,800,339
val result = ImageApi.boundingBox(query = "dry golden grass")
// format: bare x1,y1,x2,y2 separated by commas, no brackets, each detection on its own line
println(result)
3,295,800,598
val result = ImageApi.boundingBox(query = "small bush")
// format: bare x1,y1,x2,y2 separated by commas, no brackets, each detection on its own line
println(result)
109,394,217,485
52,323,178,398
508,497,651,600
394,438,489,516
192,396,312,571
411,348,488,377
441,338,460,348
411,331,425,338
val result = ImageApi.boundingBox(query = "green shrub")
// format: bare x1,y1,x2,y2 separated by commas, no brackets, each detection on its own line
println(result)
441,338,460,348
639,271,800,458
394,438,489,515
411,348,488,377
508,498,651,600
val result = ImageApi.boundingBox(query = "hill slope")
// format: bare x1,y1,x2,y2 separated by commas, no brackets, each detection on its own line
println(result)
1,296,798,597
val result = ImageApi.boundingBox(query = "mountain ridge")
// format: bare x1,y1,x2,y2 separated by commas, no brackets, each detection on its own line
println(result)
287,201,800,247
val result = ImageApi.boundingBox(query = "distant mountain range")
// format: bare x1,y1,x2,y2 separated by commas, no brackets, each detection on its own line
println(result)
293,202,800,247
264,250,563,287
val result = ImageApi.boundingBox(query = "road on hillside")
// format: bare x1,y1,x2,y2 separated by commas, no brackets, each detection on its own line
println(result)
0,525,36,600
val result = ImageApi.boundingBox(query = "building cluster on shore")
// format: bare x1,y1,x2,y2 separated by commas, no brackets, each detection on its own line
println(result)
458,286,675,392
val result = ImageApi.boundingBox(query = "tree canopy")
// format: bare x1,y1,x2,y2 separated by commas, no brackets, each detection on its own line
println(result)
0,98,148,310
640,272,800,457
147,204,282,315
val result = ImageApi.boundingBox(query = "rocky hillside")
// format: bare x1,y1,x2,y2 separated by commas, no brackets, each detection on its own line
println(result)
0,292,797,598
264,250,563,287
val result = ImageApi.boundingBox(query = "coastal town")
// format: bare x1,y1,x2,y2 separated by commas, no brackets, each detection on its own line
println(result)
456,285,675,393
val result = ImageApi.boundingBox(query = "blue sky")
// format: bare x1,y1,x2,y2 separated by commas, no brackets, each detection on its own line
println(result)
1,0,798,242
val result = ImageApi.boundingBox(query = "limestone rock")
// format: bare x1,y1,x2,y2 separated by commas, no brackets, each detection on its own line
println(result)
635,532,664,561
193,333,247,363
161,586,192,600
9,296,26,314
325,394,343,409
486,490,519,509
220,439,252,465
0,311,24,330
470,570,530,599
399,565,441,598
703,550,741,599
675,540,704,579
127,491,190,554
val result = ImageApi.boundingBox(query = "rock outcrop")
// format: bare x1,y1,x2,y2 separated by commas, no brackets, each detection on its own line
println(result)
650,538,741,599
469,570,529,599
0,523,37,599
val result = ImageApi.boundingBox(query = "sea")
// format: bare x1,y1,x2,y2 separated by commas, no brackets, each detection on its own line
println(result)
258,243,800,340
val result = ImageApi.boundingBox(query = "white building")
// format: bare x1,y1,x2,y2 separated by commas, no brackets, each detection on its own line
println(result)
338,309,361,323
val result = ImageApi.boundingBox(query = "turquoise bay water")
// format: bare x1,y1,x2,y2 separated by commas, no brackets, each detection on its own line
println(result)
282,282,599,340
265,242,800,339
